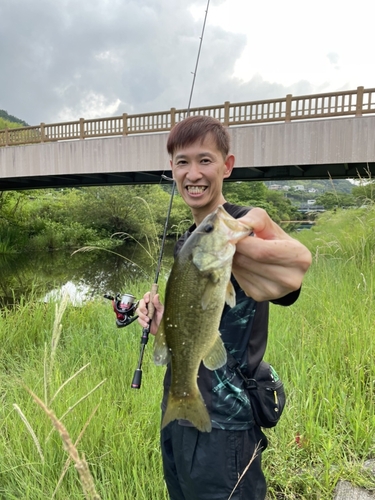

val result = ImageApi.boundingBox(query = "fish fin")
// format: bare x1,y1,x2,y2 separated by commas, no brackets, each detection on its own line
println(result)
202,334,227,370
153,318,171,365
162,389,212,432
201,280,216,310
225,280,236,308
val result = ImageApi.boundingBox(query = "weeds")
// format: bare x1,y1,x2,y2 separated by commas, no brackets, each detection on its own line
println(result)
27,388,101,500
0,291,166,499
5,292,106,498
1,206,375,498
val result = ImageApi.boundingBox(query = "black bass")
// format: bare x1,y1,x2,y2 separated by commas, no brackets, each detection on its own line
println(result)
154,205,252,432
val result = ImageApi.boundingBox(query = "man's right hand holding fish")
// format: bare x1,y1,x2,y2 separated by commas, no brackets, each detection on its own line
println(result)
232,206,311,302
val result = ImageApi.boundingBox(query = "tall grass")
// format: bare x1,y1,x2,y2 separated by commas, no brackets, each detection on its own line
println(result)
1,206,375,499
0,292,167,499
264,205,375,498
0,225,28,254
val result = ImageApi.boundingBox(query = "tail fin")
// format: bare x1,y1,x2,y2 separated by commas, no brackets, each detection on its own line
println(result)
162,390,212,432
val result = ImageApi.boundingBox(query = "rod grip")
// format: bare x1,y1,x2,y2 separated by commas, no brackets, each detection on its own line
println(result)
147,283,159,320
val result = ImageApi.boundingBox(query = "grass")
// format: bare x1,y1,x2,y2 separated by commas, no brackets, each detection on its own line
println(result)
1,205,375,499
0,291,167,499
263,205,375,498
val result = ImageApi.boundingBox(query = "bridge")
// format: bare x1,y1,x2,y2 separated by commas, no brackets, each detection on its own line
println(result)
1,86,375,190
298,205,325,213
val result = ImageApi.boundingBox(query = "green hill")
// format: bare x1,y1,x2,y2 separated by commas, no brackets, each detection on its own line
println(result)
0,110,29,128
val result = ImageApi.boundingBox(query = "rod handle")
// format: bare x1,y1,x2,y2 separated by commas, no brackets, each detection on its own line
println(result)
131,369,142,389
147,283,159,320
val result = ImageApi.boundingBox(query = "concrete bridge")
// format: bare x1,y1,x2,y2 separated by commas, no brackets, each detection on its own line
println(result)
1,86,375,190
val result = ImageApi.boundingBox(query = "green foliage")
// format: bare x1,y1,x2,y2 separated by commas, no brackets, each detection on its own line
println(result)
0,109,29,126
0,296,168,499
0,178,367,254
0,191,30,221
223,180,268,205
265,179,354,195
315,191,356,209
0,225,29,254
223,181,297,222
264,190,299,222
2,201,375,497
29,220,100,251
0,117,27,130
0,186,193,252
351,182,375,205
296,205,375,268
168,193,192,238
264,210,375,497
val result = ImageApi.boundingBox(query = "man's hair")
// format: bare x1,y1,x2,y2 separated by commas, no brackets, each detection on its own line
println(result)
166,115,230,158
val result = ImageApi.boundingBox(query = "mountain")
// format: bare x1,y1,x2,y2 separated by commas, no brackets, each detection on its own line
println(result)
0,110,29,127
265,179,353,194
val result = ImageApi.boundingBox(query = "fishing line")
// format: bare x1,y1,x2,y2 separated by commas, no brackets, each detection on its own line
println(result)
131,0,211,389
186,0,211,115
154,0,211,283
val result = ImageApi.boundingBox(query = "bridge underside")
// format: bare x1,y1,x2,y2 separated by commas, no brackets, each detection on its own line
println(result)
2,161,374,191
2,116,375,190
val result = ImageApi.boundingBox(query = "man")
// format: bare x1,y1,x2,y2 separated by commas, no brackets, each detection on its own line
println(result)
137,115,312,499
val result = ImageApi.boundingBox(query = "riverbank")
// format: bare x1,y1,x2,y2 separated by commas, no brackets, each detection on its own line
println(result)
1,206,375,498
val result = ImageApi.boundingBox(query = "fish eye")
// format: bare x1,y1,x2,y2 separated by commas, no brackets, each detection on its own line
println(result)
204,223,214,233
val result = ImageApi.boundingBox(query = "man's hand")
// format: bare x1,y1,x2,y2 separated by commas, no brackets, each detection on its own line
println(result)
232,208,312,302
136,291,164,335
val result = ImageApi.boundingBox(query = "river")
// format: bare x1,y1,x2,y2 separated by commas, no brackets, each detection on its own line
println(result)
0,242,174,308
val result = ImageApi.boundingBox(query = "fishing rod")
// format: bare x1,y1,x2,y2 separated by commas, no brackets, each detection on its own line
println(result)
130,182,176,389
105,0,211,389
131,0,211,389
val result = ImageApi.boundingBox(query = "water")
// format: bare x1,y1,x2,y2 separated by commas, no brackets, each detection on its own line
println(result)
0,242,174,308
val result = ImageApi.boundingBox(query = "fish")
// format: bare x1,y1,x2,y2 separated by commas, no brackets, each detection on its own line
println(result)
153,205,253,432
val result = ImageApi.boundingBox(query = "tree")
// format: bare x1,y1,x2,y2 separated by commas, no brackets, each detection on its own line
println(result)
351,182,375,205
223,181,297,222
223,181,268,206
315,191,356,210
264,190,298,222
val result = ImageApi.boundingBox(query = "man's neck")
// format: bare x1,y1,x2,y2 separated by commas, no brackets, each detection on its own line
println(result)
191,196,227,226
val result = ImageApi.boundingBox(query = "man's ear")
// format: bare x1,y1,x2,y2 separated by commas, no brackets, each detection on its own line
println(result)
223,154,235,178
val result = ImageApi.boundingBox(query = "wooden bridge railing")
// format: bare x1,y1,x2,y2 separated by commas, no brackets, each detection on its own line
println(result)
1,86,374,147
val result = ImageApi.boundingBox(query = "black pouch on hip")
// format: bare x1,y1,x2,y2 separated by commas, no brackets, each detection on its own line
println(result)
245,361,286,428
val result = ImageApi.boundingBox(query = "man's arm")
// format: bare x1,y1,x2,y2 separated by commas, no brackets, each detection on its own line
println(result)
232,208,312,302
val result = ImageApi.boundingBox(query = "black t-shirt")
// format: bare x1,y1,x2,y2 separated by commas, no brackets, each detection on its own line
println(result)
161,202,300,430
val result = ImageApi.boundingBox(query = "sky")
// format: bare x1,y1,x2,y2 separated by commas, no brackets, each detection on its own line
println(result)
1,0,374,126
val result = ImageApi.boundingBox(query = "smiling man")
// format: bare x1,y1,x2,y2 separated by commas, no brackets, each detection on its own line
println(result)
137,115,312,500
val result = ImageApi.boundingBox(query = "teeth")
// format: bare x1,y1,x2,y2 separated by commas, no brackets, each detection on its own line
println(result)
187,186,206,194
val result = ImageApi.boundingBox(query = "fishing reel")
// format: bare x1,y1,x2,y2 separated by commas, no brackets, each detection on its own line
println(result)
104,292,138,328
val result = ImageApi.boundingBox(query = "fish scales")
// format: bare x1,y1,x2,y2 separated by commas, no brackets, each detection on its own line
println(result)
153,205,252,432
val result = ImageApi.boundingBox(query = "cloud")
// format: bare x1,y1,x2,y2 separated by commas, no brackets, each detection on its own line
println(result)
327,52,340,70
0,0,315,125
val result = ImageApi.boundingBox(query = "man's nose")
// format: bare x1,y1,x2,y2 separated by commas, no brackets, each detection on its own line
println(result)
186,162,202,181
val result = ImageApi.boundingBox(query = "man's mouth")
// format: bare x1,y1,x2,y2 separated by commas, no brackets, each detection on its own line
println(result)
186,186,207,194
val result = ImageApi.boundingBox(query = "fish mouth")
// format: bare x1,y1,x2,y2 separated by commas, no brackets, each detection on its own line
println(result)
186,186,207,195
216,205,253,242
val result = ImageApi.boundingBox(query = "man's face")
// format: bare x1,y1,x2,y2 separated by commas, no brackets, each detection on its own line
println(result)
170,134,234,215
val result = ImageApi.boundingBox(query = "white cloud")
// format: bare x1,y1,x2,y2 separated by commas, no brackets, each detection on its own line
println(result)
1,0,374,125
57,92,122,121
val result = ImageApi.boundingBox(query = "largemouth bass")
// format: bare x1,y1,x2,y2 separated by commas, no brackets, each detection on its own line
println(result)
154,205,252,432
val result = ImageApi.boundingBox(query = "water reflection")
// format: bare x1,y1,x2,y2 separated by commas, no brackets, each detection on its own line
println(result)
0,242,174,307
43,281,93,306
